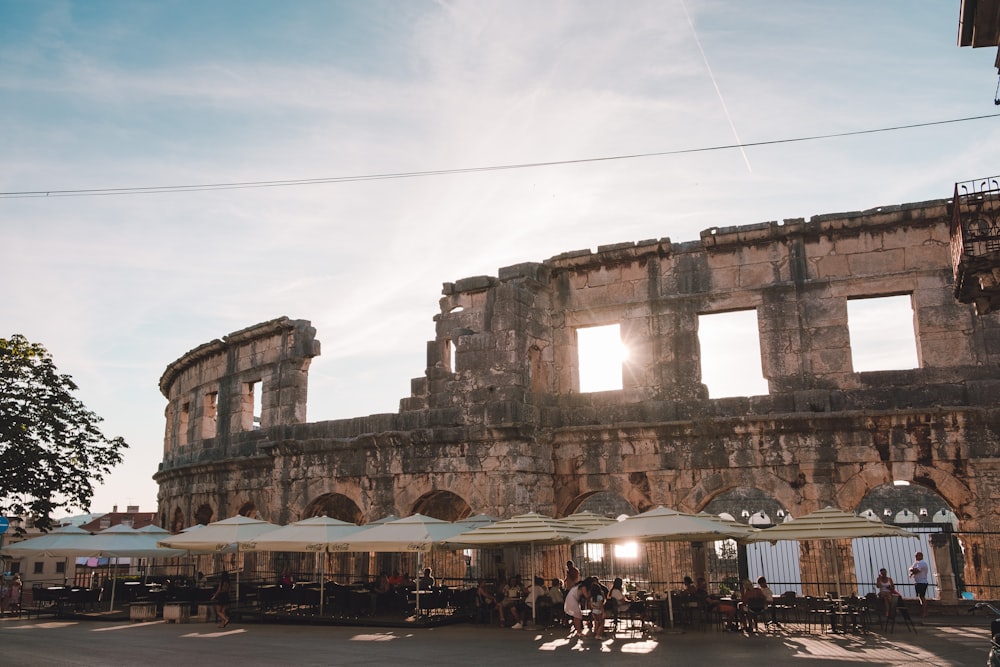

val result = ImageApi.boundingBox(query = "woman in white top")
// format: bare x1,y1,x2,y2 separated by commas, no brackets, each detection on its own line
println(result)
876,568,896,617
563,581,589,635
609,577,630,614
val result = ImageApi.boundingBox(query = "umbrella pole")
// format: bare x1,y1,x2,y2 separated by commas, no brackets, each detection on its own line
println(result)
319,552,324,615
667,587,674,628
828,540,839,598
531,543,536,625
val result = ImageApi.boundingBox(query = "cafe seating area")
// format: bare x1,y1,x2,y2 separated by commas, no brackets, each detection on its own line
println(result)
231,579,480,627
16,570,931,639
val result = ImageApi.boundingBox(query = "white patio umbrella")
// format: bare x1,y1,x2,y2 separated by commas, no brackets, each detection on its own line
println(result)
577,506,756,545
65,524,187,610
561,511,618,533
575,506,756,627
444,512,591,624
342,513,475,553
0,524,93,557
743,506,918,596
159,515,280,602
1,524,93,598
240,515,364,613
3,524,186,610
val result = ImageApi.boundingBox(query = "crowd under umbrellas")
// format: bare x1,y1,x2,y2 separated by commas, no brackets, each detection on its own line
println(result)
1,505,924,631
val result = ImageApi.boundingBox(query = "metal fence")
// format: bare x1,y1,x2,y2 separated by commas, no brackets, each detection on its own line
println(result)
51,526,999,603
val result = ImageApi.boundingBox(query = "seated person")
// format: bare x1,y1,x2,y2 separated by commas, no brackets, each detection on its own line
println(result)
608,577,630,615
388,571,404,588
373,572,392,595
678,575,697,598
496,575,525,628
756,576,775,624
694,577,710,607
548,578,564,605
525,576,549,621
739,579,768,632
372,572,394,612
876,568,896,617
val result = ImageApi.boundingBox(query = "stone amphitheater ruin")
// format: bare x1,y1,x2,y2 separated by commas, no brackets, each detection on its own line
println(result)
155,192,1000,596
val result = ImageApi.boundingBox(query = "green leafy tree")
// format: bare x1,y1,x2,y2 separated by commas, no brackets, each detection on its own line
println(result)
0,334,128,530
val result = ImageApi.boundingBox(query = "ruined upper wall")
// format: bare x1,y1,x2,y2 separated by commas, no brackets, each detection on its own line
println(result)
159,317,319,463
157,198,1000,475
424,198,1000,422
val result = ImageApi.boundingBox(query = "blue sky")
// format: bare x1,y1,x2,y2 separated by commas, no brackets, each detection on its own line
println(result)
2,1,998,517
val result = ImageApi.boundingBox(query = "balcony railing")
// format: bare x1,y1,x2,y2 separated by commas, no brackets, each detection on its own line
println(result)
951,176,1000,314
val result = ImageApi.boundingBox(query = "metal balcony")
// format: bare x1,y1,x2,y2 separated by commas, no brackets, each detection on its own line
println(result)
951,176,1000,315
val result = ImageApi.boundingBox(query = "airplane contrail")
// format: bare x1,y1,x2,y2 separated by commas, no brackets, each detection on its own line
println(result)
681,0,752,173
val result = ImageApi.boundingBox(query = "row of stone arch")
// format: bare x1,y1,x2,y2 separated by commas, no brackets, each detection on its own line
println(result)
163,482,959,534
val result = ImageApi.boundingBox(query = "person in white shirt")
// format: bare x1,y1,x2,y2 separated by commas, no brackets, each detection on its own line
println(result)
909,552,930,617
609,577,630,615
524,576,548,623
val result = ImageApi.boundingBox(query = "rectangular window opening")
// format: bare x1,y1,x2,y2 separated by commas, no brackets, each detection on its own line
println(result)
698,309,768,398
202,391,218,439
178,402,190,447
577,323,627,392
847,294,919,372
243,381,262,431
446,339,455,374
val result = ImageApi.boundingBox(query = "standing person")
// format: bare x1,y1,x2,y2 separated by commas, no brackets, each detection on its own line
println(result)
563,580,590,636
876,568,896,617
211,572,231,628
564,560,581,590
909,551,930,617
8,574,21,616
418,567,435,590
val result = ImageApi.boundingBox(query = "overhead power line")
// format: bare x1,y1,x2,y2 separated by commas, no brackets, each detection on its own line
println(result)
2,113,998,199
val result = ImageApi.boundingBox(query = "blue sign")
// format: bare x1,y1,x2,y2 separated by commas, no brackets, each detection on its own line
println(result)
0,517,8,534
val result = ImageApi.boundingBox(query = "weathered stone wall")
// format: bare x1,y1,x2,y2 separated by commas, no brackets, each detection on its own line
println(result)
155,199,1000,554
158,317,319,476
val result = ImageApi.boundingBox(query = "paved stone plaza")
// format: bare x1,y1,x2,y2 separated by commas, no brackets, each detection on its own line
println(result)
1,614,992,666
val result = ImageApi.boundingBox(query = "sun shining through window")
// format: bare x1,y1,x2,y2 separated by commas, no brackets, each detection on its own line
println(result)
577,324,628,393
614,542,638,559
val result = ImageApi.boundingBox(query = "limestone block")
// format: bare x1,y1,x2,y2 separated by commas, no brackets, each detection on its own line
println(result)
847,248,906,276
813,254,850,278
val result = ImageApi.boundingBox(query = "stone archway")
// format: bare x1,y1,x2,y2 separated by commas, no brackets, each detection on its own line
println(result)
171,507,185,533
701,487,789,593
683,468,796,516
568,490,637,518
411,490,472,521
303,493,364,524
193,504,213,526
855,482,962,600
